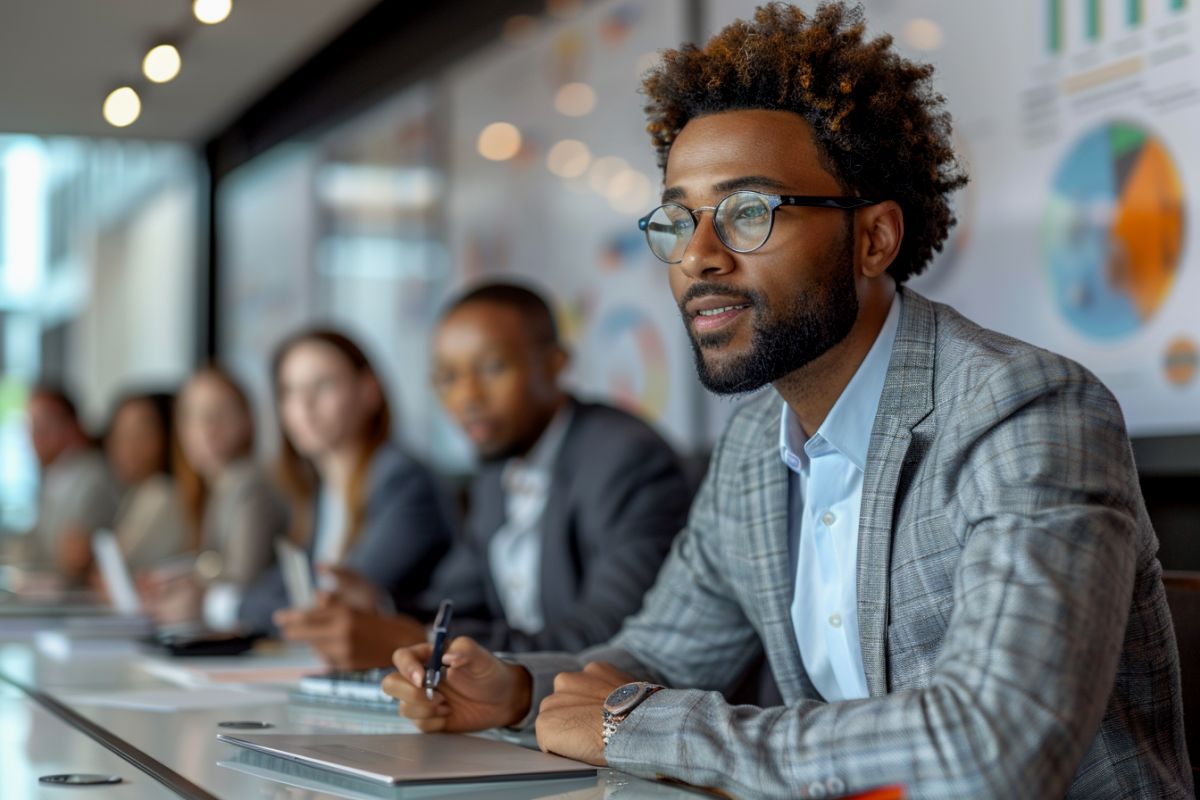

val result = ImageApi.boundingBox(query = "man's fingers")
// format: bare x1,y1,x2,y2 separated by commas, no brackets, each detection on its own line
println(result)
383,671,452,728
443,635,485,658
381,671,424,701
538,691,597,712
582,661,636,684
392,643,433,685
441,636,498,677
552,669,619,698
413,717,448,733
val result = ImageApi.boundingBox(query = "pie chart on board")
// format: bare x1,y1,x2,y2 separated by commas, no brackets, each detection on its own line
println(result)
1044,120,1185,341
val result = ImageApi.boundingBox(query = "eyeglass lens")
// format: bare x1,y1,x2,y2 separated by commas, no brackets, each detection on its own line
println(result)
643,191,775,263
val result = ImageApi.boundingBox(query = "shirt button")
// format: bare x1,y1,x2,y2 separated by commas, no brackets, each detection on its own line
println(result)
829,613,842,628
807,782,828,798
826,778,846,794
821,511,836,526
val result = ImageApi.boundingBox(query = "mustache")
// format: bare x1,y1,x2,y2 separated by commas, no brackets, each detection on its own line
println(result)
677,282,763,315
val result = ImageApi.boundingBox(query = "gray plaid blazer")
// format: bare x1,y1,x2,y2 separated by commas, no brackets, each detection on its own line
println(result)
515,288,1193,799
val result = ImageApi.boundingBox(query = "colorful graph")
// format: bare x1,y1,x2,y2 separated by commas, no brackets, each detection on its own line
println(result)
1044,120,1186,341
1044,0,1189,55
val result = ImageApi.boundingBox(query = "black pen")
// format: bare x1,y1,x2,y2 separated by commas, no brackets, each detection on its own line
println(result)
423,599,454,700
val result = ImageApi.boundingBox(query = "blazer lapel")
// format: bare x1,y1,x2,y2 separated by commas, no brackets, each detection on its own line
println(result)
473,465,509,618
738,403,811,700
856,288,936,696
537,401,582,625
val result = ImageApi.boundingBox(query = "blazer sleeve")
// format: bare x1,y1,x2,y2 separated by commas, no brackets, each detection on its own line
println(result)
343,455,455,611
236,564,288,634
592,351,1148,799
462,419,693,654
508,425,759,725
216,471,288,588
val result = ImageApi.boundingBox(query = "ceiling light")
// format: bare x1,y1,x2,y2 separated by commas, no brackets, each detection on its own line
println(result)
193,0,232,25
102,87,141,128
546,139,591,178
903,18,944,51
143,44,182,83
588,156,628,193
554,82,597,117
477,122,522,161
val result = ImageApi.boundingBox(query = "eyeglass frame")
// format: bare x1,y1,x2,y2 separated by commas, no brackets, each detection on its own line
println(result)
637,191,880,264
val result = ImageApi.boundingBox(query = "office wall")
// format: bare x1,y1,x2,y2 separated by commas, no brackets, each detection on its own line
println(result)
204,0,1200,566
71,181,198,423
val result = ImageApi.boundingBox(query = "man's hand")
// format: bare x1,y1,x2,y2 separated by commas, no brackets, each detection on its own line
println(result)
273,601,425,669
383,636,532,733
534,662,637,767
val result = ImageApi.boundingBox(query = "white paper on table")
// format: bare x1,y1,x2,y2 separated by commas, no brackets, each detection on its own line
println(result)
60,687,289,712
138,657,322,688
35,631,143,661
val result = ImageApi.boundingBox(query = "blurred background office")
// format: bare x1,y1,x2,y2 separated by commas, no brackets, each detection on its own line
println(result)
0,0,1197,575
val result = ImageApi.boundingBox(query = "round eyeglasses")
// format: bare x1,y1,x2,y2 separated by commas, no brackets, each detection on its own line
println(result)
637,190,878,264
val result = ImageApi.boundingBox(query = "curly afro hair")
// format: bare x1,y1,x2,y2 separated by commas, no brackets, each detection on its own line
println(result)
641,2,969,283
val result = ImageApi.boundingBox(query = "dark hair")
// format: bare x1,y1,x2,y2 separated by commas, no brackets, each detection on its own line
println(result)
173,365,256,543
641,1,969,283
441,282,560,348
270,329,390,554
30,383,80,422
108,391,177,476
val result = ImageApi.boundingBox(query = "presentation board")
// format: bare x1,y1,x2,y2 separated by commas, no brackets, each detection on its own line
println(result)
710,0,1199,436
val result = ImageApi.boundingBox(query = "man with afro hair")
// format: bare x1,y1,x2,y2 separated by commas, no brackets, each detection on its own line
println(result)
384,4,1191,797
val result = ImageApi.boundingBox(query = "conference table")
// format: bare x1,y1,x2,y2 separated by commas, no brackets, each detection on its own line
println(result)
0,610,708,800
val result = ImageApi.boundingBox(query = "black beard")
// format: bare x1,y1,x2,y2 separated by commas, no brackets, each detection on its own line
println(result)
680,238,859,396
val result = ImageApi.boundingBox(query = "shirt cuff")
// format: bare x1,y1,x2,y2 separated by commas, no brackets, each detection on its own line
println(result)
203,582,243,632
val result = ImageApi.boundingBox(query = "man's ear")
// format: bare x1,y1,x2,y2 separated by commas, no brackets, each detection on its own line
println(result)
858,199,904,279
546,344,570,380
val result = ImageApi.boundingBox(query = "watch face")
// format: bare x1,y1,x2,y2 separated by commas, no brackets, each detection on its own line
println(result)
604,682,647,715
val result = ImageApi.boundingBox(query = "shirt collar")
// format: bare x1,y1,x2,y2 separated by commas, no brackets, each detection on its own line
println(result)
504,402,574,484
779,292,902,474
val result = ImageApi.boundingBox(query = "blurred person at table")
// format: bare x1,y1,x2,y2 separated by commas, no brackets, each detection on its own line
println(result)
275,283,691,669
16,383,119,586
104,390,189,573
239,329,454,643
141,366,288,629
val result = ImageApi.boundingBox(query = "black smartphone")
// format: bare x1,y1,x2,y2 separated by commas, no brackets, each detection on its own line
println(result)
154,631,261,657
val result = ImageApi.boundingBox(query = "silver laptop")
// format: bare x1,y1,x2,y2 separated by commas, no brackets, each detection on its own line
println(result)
216,732,597,786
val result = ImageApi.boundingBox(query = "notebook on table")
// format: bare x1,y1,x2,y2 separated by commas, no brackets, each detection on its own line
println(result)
216,732,597,786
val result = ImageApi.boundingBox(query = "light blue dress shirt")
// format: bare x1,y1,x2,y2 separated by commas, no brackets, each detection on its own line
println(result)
780,293,901,702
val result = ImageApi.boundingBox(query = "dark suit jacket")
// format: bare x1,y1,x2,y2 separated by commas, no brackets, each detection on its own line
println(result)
239,442,453,633
427,399,691,653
